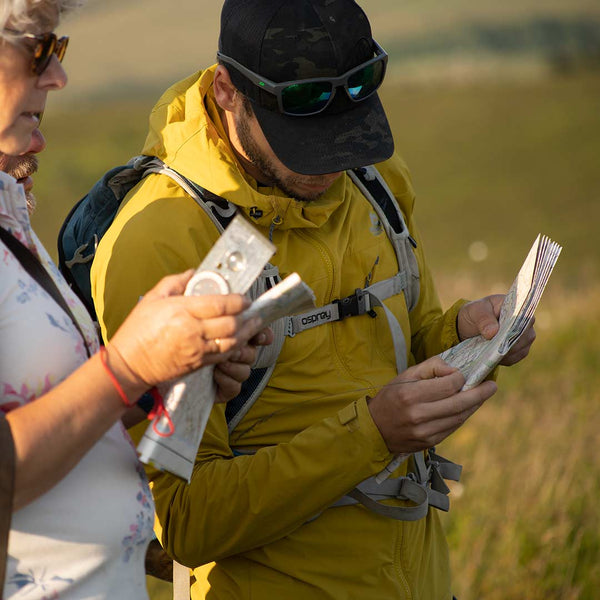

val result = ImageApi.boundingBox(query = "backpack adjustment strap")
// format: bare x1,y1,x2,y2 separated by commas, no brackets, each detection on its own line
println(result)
64,235,98,268
329,450,462,520
345,477,429,521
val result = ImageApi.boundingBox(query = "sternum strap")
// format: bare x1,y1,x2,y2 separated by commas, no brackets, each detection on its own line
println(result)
285,273,409,373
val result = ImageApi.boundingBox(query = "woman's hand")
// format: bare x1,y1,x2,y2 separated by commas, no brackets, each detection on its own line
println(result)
107,271,265,394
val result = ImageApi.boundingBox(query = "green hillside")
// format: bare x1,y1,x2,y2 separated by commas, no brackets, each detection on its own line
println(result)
55,0,600,100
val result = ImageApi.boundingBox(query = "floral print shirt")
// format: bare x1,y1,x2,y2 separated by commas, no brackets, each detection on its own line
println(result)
0,173,155,599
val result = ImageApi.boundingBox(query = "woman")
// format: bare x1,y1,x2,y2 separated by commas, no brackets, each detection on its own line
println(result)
0,1,268,597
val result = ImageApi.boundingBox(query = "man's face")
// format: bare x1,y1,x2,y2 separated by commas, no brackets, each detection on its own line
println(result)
233,99,342,202
0,127,45,213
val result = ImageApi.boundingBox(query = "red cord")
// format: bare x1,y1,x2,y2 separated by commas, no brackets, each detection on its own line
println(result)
99,348,174,436
99,347,132,407
147,387,175,437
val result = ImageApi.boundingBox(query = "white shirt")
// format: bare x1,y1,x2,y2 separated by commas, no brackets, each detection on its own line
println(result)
0,173,154,599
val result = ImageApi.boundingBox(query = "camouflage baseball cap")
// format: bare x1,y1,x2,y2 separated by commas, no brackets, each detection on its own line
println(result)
218,0,394,175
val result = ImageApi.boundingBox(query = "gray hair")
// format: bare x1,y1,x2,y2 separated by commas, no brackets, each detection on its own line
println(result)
0,0,82,32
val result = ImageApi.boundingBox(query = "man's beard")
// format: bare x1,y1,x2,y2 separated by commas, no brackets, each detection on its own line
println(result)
0,154,38,214
234,113,325,203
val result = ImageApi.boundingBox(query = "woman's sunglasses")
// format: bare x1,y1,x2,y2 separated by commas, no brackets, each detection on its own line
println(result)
217,40,388,117
2,28,69,76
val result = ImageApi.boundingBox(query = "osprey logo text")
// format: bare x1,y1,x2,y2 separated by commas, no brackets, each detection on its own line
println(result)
301,310,332,326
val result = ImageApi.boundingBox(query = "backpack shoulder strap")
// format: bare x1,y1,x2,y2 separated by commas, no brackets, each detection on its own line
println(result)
348,165,420,311
137,157,237,233
148,164,288,432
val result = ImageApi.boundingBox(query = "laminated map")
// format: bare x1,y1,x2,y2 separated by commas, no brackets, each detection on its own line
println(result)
137,215,315,481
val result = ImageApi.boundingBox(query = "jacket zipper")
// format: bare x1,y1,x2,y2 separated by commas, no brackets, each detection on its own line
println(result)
297,228,376,391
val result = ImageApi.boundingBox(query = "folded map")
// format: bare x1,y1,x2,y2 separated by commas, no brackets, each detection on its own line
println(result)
440,234,562,390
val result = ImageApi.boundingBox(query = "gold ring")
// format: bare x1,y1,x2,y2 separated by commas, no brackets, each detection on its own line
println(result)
214,338,222,352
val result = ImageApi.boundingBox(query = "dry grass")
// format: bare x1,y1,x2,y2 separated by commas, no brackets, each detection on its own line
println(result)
438,284,600,599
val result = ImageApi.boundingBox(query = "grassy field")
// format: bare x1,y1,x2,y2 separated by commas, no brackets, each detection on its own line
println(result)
32,70,600,599
439,285,600,599
55,0,600,98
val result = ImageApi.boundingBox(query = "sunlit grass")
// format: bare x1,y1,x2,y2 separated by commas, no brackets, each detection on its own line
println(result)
439,285,600,599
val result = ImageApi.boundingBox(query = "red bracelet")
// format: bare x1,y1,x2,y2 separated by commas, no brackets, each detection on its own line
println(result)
99,346,132,407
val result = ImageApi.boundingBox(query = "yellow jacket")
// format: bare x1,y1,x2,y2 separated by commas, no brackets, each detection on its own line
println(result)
92,66,465,600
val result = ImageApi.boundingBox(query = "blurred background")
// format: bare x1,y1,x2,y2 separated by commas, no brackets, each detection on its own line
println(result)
35,1,600,598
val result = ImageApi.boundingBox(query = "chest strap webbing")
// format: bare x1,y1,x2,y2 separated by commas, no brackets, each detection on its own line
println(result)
284,274,409,373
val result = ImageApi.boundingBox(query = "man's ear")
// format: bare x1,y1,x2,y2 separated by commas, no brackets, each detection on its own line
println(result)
213,65,239,112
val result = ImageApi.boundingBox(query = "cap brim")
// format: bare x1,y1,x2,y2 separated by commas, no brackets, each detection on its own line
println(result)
251,93,394,176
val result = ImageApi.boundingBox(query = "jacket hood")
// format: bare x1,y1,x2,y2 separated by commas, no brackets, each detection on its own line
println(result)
141,66,347,230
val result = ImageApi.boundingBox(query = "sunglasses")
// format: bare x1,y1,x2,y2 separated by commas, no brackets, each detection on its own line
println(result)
2,28,69,75
217,40,388,116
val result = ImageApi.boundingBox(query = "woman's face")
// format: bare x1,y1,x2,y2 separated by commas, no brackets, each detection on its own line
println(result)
0,19,67,155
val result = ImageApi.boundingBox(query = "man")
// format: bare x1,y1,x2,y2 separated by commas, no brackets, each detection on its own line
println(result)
91,1,535,598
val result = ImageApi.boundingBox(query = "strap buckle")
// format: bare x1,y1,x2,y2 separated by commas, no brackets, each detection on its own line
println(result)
333,288,371,320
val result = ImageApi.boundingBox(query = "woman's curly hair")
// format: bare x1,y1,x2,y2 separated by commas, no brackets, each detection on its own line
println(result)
0,0,82,32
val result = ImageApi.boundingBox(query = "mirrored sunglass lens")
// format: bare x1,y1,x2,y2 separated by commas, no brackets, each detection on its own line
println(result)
347,60,385,100
281,81,332,115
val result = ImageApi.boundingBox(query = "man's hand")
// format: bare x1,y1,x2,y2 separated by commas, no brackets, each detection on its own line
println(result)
368,357,497,454
214,328,274,403
457,294,536,366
